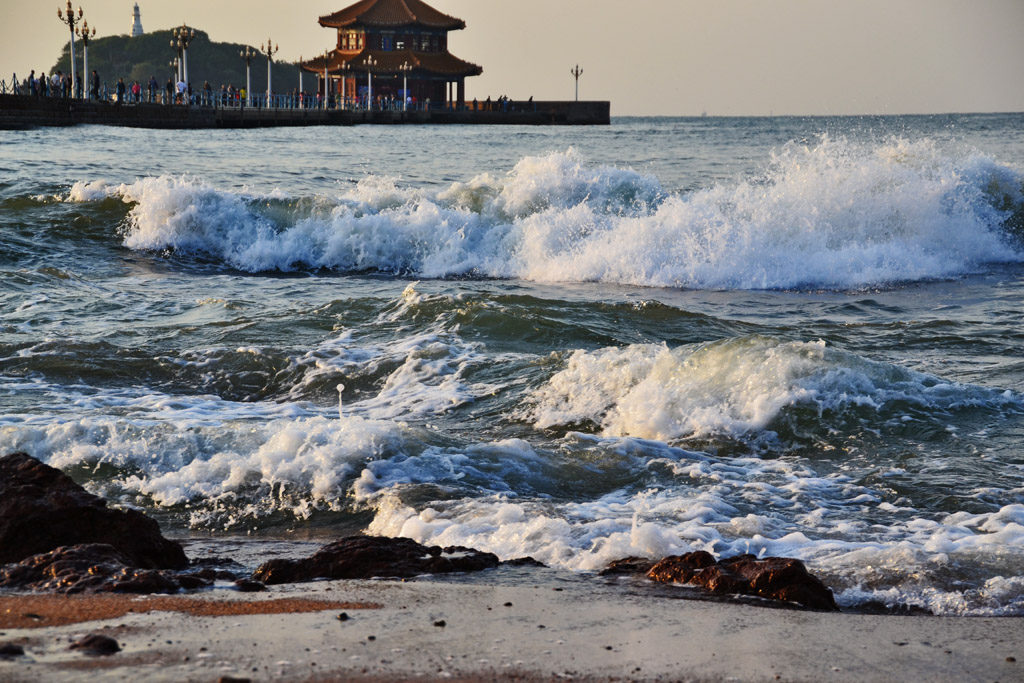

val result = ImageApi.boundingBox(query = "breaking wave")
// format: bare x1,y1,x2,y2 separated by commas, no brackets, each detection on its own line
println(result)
70,138,1024,289
528,334,1024,443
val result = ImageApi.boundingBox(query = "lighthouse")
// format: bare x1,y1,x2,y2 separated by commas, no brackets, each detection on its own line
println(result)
131,3,143,37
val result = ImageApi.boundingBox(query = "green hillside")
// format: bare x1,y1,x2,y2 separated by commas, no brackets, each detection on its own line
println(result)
51,29,306,94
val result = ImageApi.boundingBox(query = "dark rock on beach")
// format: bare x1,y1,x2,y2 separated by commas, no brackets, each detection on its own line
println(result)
501,556,547,568
69,633,120,656
0,543,212,594
647,552,838,611
0,453,187,569
599,556,656,577
0,643,26,659
252,535,500,584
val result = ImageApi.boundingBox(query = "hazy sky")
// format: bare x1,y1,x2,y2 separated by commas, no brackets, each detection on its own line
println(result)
2,0,1021,116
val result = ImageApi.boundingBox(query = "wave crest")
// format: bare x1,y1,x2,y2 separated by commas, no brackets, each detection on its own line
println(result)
105,142,1024,289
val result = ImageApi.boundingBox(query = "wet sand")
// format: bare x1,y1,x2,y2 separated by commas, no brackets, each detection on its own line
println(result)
0,572,1021,682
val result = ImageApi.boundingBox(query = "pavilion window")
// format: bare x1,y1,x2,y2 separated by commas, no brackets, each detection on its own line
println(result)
397,40,405,50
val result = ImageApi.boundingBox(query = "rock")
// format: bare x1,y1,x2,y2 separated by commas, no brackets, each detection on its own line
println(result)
501,557,547,568
0,453,187,569
233,578,266,592
0,643,25,658
69,633,120,656
647,552,838,611
0,543,210,594
252,536,500,585
599,556,659,576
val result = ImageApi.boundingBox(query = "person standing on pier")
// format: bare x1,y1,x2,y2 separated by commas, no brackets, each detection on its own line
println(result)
148,76,157,103
90,70,99,100
115,78,126,104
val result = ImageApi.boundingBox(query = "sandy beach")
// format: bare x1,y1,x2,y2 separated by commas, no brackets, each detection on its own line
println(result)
2,567,1022,683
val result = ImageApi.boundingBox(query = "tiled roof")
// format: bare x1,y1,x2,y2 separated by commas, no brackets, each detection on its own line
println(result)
302,49,482,78
319,0,466,30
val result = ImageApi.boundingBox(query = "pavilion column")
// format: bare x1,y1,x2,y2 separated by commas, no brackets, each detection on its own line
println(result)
457,78,465,109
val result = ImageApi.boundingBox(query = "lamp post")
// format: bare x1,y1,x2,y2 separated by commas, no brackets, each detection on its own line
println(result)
363,55,376,111
240,47,256,106
260,37,279,107
171,24,195,86
571,64,583,102
76,19,96,100
56,1,83,99
398,61,412,111
320,51,330,109
298,54,303,107
339,61,350,109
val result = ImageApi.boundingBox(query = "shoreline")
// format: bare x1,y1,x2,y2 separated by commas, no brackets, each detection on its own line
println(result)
2,569,1021,682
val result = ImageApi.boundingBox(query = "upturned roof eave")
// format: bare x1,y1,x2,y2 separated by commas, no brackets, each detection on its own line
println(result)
300,49,482,78
317,18,466,30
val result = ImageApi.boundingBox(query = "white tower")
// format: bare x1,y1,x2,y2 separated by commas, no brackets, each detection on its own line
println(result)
131,3,143,37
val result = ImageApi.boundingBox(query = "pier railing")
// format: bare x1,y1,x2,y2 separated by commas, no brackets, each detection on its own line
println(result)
0,79,542,114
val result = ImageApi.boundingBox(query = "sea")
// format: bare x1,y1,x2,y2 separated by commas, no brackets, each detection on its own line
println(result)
2,114,1024,616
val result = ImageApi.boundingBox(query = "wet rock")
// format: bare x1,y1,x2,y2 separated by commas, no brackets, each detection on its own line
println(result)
0,643,25,659
501,557,547,568
0,453,187,569
233,578,266,592
69,633,120,656
252,536,500,585
599,556,659,577
0,543,211,594
647,552,838,611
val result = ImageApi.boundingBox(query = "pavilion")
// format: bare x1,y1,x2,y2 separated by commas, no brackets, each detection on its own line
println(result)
301,0,482,108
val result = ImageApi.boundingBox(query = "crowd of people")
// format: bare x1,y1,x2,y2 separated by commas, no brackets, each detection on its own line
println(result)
10,70,535,113
12,68,330,109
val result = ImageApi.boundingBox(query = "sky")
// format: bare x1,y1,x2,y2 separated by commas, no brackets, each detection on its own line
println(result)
1,0,1022,116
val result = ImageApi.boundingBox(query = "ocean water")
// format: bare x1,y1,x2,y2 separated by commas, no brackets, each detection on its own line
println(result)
2,114,1024,615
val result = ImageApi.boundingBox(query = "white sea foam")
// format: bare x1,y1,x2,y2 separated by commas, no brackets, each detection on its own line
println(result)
355,433,1024,614
1,407,408,526
105,141,1023,289
529,335,1023,441
65,179,116,202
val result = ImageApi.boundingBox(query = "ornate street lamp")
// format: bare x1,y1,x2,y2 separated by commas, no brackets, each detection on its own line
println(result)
240,46,256,106
320,51,330,108
362,55,377,111
56,1,83,99
339,61,350,109
76,19,96,100
571,64,583,102
298,54,303,107
260,37,279,106
171,24,195,86
398,61,412,111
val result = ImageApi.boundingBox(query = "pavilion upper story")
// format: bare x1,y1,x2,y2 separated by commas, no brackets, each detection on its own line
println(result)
302,0,482,106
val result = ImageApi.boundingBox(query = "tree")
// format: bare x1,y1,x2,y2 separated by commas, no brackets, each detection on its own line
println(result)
52,29,303,94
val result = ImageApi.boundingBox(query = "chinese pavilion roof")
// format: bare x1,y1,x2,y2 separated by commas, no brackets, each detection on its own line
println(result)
301,49,482,78
319,0,466,31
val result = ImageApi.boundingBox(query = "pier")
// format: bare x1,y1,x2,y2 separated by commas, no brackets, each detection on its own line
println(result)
0,94,609,129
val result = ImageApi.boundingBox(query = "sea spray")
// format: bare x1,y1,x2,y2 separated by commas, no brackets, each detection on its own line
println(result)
110,142,1024,288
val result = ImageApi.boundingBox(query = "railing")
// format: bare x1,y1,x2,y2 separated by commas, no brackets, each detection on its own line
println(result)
1,78,542,115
